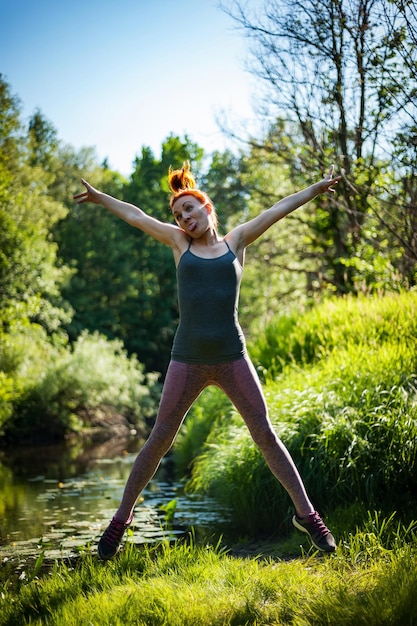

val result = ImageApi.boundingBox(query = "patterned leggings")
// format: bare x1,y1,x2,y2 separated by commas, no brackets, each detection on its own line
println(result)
116,355,314,522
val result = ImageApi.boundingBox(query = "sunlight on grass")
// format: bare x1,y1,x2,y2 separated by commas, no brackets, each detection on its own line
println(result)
1,521,416,625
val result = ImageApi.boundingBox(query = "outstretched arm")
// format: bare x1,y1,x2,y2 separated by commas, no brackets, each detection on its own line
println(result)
229,166,341,250
73,179,183,248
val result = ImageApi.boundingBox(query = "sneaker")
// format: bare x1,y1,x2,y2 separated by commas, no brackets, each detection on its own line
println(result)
292,511,336,553
97,515,132,560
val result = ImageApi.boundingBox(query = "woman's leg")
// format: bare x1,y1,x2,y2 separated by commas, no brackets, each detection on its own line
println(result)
215,356,314,518
114,360,208,522
98,360,211,559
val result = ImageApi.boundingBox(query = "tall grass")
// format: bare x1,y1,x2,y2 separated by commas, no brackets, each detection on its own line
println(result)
179,292,417,534
250,291,417,380
1,516,416,625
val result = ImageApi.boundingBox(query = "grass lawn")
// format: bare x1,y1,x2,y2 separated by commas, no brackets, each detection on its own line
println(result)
1,513,416,626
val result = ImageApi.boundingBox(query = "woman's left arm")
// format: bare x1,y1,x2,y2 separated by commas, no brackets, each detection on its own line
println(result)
230,165,341,250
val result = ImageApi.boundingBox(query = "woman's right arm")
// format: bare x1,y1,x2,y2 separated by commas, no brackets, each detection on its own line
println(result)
73,179,182,248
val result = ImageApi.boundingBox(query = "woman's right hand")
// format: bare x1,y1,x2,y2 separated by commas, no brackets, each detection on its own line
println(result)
73,179,101,204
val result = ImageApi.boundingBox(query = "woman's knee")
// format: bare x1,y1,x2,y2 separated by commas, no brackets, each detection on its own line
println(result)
249,422,279,450
146,424,177,456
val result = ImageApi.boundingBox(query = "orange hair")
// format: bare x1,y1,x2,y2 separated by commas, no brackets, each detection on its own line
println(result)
168,161,218,228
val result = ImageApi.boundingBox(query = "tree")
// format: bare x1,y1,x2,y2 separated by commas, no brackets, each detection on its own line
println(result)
201,149,250,230
380,0,417,283
221,0,417,293
57,136,205,373
0,75,23,169
27,109,59,169
0,77,72,333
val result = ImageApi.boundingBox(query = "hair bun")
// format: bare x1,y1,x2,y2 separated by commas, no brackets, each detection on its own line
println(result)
168,161,196,193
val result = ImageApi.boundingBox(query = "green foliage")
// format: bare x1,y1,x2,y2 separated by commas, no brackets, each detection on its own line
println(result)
56,136,205,372
0,372,17,429
27,109,58,169
200,148,250,229
0,323,64,434
0,79,74,335
1,520,417,625
234,150,311,327
0,73,23,168
250,291,417,379
0,75,159,442
269,341,417,513
181,292,417,534
3,331,158,441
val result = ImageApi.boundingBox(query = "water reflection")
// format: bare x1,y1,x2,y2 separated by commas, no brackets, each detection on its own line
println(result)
0,438,230,563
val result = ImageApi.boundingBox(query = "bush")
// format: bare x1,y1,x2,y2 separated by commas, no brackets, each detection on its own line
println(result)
0,322,65,435
1,329,159,442
0,372,17,430
268,340,417,515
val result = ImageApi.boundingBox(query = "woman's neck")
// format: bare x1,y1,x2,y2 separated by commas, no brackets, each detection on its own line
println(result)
189,235,229,259
192,227,221,247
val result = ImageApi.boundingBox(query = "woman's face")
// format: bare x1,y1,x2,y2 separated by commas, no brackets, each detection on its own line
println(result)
171,194,212,237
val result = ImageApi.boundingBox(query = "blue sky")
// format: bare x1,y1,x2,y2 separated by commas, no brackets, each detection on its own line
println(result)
1,0,261,175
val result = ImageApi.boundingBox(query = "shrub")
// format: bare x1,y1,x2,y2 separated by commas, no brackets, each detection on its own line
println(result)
0,372,17,430
2,330,159,442
0,323,64,435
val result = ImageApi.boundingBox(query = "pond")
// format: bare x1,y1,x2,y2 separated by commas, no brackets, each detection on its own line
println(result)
0,436,231,568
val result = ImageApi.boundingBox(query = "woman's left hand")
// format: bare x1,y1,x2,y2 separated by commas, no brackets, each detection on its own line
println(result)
320,165,342,194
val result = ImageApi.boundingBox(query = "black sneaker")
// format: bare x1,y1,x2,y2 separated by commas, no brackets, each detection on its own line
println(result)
97,515,132,560
292,511,336,552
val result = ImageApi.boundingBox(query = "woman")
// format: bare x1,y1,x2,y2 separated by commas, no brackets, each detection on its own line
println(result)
74,162,341,559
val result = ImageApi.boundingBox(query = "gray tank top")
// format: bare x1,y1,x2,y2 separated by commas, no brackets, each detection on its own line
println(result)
171,241,246,364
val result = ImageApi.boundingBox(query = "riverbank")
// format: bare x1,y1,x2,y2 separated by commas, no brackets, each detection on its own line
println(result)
0,440,232,572
1,515,416,626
